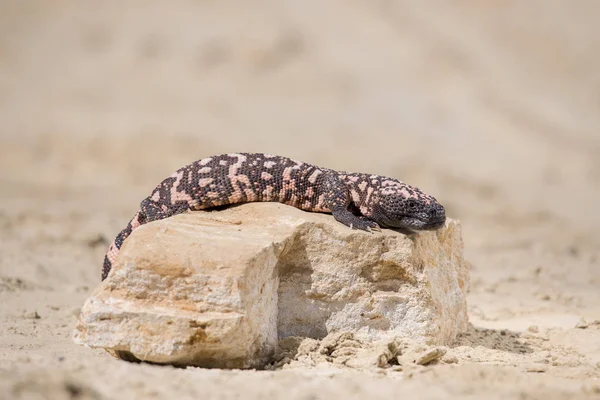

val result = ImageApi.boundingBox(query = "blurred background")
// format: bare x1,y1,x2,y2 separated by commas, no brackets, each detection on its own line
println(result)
0,0,598,322
1,2,600,396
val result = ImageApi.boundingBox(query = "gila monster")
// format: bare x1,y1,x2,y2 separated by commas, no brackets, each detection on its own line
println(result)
102,153,446,280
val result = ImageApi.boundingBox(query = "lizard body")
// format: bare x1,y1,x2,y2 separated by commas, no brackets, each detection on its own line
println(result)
102,153,446,280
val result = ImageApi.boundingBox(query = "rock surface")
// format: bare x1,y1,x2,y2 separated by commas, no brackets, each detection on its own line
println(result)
73,203,469,368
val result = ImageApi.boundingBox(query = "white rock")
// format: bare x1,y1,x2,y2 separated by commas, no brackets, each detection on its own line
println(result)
73,203,469,368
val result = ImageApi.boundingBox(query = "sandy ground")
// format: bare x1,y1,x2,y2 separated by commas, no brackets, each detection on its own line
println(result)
1,1,600,399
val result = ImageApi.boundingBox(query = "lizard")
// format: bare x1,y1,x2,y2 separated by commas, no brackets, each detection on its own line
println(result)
102,153,446,280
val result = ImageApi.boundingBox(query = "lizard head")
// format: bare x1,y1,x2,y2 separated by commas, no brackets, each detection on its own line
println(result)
368,183,446,231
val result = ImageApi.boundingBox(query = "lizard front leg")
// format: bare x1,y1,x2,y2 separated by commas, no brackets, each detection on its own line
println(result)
323,173,380,232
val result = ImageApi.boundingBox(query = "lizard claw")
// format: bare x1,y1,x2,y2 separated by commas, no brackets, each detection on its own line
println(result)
366,223,381,233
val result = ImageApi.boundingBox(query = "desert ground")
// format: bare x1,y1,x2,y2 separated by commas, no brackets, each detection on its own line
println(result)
1,1,599,399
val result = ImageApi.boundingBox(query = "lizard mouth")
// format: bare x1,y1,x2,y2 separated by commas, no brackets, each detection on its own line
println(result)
400,216,446,230
380,215,446,231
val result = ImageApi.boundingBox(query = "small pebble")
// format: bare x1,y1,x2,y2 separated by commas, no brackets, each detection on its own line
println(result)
23,310,40,319
441,354,458,364
527,325,539,333
525,364,548,373
415,347,447,366
575,317,588,329
520,331,537,340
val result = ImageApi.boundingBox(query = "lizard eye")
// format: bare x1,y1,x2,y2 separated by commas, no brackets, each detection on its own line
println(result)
408,201,417,209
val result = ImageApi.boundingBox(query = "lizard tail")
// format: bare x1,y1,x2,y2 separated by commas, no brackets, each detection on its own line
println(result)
101,210,147,280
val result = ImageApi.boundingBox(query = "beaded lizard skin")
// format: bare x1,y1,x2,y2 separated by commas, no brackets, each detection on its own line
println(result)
102,153,446,280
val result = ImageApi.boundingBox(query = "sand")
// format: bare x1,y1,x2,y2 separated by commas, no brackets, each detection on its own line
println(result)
1,1,599,399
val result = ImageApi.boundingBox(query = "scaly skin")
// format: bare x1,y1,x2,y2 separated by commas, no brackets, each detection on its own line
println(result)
102,153,446,280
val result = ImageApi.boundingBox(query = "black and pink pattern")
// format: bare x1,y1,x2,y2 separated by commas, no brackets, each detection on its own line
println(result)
102,153,446,280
